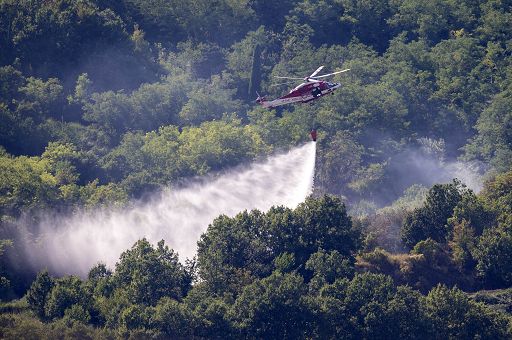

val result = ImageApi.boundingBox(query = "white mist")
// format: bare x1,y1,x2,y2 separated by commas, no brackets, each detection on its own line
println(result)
29,142,316,276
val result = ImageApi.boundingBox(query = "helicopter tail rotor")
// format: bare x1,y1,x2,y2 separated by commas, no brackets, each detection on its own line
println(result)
255,91,266,103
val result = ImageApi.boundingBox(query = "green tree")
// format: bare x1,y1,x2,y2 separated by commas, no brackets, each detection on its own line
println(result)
315,272,395,338
101,119,267,195
306,249,354,291
183,285,233,337
480,170,512,225
316,132,364,196
79,180,127,208
340,0,393,51
172,0,256,46
250,0,294,31
44,276,89,321
248,44,262,100
122,0,183,43
465,87,512,172
388,0,476,43
86,263,113,301
262,195,360,279
129,77,190,129
0,65,25,108
385,286,432,339
197,210,273,295
178,118,268,176
0,153,61,217
82,90,132,133
344,272,395,338
449,219,478,271
292,195,361,259
26,270,55,319
430,35,489,128
449,189,494,236
401,180,465,248
62,304,92,325
41,142,81,186
197,196,360,295
112,239,191,305
0,0,155,89
477,0,512,42
68,73,92,105
473,226,512,288
151,297,196,337
0,240,13,296
425,284,510,339
100,131,146,184
178,83,243,125
18,77,64,118
291,0,346,45
229,271,313,339
226,26,281,98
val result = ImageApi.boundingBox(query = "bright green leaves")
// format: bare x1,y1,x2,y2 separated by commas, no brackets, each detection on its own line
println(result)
197,195,360,296
100,119,268,195
0,154,60,216
112,239,191,305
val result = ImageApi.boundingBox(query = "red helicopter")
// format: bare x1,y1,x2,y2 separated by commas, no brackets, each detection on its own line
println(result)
256,66,349,142
256,66,350,109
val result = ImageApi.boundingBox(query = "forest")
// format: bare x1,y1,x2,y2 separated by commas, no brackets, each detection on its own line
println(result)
1,0,512,338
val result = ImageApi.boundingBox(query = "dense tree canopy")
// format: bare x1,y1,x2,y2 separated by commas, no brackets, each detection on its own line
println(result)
1,0,512,337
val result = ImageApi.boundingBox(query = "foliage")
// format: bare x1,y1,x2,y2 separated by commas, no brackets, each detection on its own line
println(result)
248,44,262,100
2,0,512,337
306,249,354,290
473,226,512,288
44,276,89,321
26,270,55,320
0,240,12,297
100,118,268,196
425,284,511,339
480,170,512,224
401,180,466,248
314,272,396,338
8,214,512,337
151,296,196,337
197,195,360,295
229,271,311,338
0,153,60,217
112,239,191,305
449,219,478,271
316,131,363,196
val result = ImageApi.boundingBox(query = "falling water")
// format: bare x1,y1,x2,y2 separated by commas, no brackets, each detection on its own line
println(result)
27,142,316,276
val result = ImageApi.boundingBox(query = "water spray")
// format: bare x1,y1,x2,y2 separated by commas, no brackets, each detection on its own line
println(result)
26,142,317,276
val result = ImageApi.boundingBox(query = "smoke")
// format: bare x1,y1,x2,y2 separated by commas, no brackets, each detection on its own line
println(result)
410,137,484,192
363,137,485,206
386,149,484,194
24,142,316,276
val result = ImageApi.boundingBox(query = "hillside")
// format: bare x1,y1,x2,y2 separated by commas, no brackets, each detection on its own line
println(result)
1,0,512,338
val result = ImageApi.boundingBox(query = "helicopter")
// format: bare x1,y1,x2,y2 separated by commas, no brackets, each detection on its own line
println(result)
256,66,350,109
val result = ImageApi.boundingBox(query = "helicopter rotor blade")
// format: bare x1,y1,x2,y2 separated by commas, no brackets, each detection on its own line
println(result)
308,66,325,78
274,76,304,80
311,69,350,79
270,80,300,87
